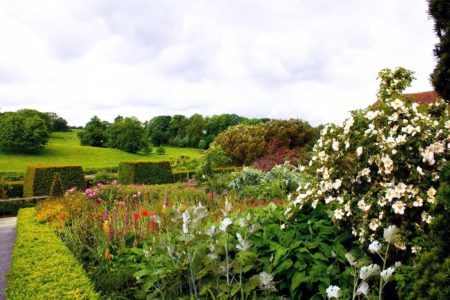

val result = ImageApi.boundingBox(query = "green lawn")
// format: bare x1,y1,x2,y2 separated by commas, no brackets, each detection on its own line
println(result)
0,131,204,174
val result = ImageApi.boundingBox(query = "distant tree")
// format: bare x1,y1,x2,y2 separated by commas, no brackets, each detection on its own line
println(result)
78,116,109,147
145,115,172,146
168,115,190,146
261,119,317,148
185,114,206,148
0,110,50,153
106,117,148,153
428,0,450,102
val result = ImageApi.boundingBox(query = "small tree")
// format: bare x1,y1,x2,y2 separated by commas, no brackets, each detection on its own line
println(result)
106,117,148,153
78,116,109,147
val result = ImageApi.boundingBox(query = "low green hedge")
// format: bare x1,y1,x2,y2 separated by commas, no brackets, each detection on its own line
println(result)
6,208,99,300
0,199,36,216
118,161,173,184
0,181,23,199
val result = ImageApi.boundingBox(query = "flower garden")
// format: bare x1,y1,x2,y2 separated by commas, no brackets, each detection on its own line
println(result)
5,68,450,299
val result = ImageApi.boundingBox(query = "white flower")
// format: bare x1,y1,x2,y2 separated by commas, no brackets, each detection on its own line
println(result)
356,281,370,297
366,111,379,120
326,285,341,299
368,240,382,254
332,179,342,190
381,155,394,174
206,225,216,236
411,246,421,254
391,99,404,110
280,223,286,230
359,264,380,280
383,225,400,244
345,252,357,266
416,166,424,175
413,197,423,207
380,267,396,282
393,201,406,215
334,209,344,220
356,146,363,157
182,211,190,234
421,212,433,224
357,200,371,212
222,198,233,216
394,182,407,195
369,219,380,231
258,272,277,292
220,217,233,232
332,139,340,151
388,113,399,122
236,233,252,251
427,187,436,197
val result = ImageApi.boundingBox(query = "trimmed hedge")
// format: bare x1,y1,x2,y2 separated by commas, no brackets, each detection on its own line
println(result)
0,199,36,216
118,161,173,185
23,165,85,197
0,181,23,199
6,208,99,299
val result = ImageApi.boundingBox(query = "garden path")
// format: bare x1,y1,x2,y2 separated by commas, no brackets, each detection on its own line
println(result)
0,217,16,300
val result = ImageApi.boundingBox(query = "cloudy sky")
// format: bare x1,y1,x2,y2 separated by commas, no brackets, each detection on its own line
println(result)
0,0,438,126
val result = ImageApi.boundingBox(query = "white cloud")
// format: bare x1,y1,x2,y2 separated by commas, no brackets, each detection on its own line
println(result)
0,0,438,126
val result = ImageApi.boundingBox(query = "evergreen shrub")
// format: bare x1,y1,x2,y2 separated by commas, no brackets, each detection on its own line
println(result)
118,161,173,185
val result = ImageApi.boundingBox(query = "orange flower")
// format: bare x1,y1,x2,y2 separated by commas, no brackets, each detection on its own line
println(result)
58,213,65,221
141,210,149,217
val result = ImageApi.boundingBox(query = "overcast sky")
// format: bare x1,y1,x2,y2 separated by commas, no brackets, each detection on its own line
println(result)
0,0,438,126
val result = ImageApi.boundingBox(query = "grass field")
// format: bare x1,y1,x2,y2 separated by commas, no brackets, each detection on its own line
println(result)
0,131,204,174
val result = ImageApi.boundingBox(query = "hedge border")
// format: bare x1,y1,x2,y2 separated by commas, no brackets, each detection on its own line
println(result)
6,208,99,300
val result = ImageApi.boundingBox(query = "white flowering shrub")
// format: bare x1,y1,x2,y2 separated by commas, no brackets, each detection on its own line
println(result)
292,67,449,249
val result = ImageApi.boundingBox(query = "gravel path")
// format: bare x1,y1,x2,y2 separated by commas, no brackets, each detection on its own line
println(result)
0,217,17,300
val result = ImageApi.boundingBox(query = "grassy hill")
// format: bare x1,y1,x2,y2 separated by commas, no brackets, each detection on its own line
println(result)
0,131,204,174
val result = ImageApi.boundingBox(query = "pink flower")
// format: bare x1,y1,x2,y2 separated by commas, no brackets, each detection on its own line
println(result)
132,212,139,222
96,198,104,204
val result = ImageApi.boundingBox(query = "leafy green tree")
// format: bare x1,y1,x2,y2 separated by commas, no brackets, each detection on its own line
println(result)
78,116,109,147
428,0,450,102
0,110,50,153
168,115,189,146
185,114,206,148
44,112,69,132
145,115,172,146
106,117,148,153
212,124,266,164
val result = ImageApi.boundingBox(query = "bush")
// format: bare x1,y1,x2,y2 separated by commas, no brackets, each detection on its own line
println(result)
0,109,50,153
6,208,99,299
292,67,449,248
78,116,109,147
0,199,36,216
93,171,118,185
23,166,85,197
118,161,173,185
0,181,23,199
156,146,166,155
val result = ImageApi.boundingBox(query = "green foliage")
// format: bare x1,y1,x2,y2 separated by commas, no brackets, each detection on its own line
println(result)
92,171,117,185
0,109,50,153
260,119,318,149
0,198,35,216
78,116,109,147
397,164,450,299
0,181,23,199
213,124,266,164
156,146,166,155
428,0,450,102
145,115,172,146
50,172,64,197
23,165,85,197
6,208,99,300
106,117,149,153
229,163,303,199
118,161,173,185
45,112,69,132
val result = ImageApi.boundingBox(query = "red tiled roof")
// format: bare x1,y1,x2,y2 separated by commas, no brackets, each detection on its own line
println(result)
402,91,441,104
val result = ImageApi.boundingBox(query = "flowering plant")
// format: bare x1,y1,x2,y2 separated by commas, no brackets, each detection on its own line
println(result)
291,67,449,250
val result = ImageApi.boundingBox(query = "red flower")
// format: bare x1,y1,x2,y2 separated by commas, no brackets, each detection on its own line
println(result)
141,210,149,217
58,213,65,221
97,198,104,204
132,212,139,222
208,192,214,200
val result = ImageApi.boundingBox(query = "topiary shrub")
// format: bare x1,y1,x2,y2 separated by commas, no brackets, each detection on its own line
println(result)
50,172,64,197
23,166,85,197
118,161,173,185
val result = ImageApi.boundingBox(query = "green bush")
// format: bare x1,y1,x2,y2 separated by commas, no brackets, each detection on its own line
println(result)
23,165,85,197
118,161,173,185
172,170,195,182
6,208,99,299
0,199,36,216
93,171,118,184
0,181,23,199
156,146,166,155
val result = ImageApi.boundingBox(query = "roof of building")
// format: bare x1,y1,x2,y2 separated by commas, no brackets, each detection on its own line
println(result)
402,91,441,104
